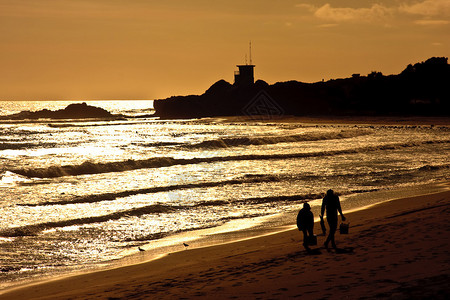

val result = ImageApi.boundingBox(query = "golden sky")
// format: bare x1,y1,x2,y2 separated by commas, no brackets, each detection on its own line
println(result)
1,0,449,100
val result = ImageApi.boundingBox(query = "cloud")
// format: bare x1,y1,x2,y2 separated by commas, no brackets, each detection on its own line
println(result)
313,3,393,23
296,1,450,27
400,0,450,26
295,3,315,12
414,19,450,25
400,0,450,16
318,23,338,28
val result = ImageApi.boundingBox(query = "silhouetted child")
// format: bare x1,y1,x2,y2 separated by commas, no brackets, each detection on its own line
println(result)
321,189,346,250
297,202,315,252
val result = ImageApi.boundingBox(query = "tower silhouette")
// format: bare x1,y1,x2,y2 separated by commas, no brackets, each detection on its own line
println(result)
234,42,255,87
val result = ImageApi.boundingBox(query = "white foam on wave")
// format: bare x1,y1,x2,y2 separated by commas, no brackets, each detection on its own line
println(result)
42,225,81,234
0,171,32,186
0,237,15,243
0,237,15,242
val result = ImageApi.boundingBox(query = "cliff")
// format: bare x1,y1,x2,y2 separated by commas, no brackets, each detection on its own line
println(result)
154,57,450,119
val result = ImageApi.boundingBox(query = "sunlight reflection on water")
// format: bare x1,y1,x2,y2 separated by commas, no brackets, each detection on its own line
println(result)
0,101,448,287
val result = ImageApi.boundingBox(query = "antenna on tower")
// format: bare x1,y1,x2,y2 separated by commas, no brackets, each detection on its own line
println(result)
249,41,253,65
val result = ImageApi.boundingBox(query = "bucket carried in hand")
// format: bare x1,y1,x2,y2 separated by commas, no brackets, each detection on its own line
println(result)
339,223,349,234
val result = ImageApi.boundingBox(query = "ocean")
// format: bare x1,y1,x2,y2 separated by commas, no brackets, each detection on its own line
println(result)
0,100,449,288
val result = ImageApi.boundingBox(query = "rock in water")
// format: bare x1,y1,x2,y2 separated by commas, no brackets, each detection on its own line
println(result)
0,102,121,120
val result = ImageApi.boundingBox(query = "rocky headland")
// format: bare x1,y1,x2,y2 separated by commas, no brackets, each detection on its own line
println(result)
154,57,450,119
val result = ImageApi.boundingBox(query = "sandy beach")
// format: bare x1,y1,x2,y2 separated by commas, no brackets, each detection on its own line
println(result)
1,185,449,299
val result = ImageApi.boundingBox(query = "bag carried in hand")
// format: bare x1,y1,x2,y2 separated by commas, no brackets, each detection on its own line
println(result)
339,223,349,234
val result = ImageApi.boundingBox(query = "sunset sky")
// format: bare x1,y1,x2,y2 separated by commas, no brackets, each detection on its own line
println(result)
1,0,449,100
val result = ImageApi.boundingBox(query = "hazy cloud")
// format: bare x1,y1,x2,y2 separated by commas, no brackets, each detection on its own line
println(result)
400,0,450,26
318,23,338,28
294,3,316,12
297,1,450,26
400,0,450,16
313,4,392,23
414,19,450,25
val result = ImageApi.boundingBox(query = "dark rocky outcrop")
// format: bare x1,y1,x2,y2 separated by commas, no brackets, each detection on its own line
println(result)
154,57,450,119
0,102,123,120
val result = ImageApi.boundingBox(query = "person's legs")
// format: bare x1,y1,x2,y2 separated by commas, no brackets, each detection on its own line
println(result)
324,232,331,248
307,227,314,239
302,229,311,251
325,217,337,248
329,223,337,249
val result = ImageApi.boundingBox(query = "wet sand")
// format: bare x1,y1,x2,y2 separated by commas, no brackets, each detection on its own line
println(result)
1,187,449,299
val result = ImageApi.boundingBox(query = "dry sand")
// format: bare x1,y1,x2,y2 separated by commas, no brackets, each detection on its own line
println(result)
1,188,449,299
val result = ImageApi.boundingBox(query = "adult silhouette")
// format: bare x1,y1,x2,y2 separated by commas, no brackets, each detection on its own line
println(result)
296,202,315,252
320,189,346,249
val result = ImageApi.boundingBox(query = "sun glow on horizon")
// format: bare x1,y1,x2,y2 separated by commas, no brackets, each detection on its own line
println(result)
0,0,448,100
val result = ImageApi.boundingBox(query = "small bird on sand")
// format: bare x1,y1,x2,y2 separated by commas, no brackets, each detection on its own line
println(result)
138,247,145,252
183,243,189,248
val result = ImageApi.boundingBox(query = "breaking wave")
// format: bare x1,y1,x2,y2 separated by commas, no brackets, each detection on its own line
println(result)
1,187,384,238
0,193,324,237
0,142,64,151
17,169,404,207
418,164,450,171
47,120,155,128
10,139,450,179
0,171,32,186
21,175,281,206
187,129,371,149
134,141,184,148
0,204,176,237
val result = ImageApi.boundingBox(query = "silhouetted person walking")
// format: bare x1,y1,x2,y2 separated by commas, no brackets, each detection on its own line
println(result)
321,189,346,249
297,202,314,252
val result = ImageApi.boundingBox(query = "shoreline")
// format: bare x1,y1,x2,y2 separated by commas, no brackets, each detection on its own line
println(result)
1,183,449,299
195,115,450,126
1,115,448,294
2,182,444,290
1,113,449,126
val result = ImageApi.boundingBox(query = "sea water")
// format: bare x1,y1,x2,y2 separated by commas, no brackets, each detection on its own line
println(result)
0,100,449,287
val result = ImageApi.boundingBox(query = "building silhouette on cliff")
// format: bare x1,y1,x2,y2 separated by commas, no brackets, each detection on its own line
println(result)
234,64,255,86
234,42,255,86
